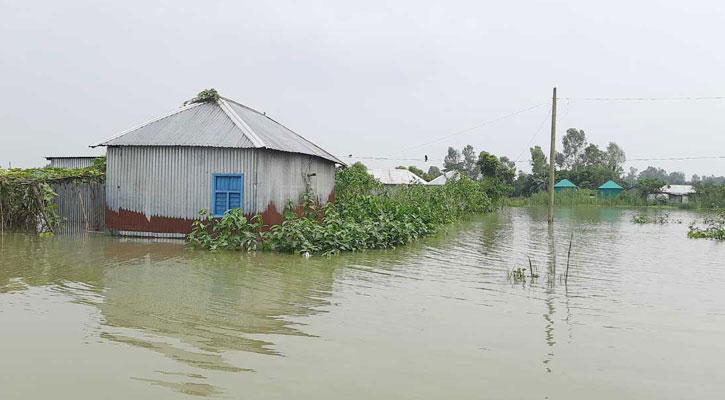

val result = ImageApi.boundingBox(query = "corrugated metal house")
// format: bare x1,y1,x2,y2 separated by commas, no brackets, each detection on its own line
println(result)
91,96,344,238
46,156,100,169
554,179,577,193
653,184,696,204
598,180,624,198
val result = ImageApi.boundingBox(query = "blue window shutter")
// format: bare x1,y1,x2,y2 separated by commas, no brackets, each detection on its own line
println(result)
212,174,244,217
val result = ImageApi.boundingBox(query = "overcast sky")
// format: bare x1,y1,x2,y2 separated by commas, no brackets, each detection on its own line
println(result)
1,0,724,177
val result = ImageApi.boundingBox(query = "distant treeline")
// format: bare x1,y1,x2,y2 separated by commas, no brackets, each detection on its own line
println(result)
398,127,724,200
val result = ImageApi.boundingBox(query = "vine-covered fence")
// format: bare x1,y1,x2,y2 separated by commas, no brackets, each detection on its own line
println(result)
0,157,106,235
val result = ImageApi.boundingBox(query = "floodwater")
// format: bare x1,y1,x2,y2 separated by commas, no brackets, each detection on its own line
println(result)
1,207,724,399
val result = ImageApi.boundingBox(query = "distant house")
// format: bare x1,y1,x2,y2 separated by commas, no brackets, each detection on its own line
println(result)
598,180,624,198
368,168,427,186
45,156,101,169
658,184,696,204
554,179,577,193
427,170,460,186
91,95,344,238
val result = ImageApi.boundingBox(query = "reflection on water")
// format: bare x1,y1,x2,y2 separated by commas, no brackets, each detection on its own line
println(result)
1,207,725,399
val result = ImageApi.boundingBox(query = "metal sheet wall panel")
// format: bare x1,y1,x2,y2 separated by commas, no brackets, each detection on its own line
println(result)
48,158,96,169
50,181,106,233
106,146,335,231
255,151,336,213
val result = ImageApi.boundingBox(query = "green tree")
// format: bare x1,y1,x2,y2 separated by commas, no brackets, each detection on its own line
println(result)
462,145,479,179
562,128,587,169
638,166,669,182
637,178,666,197
605,142,626,173
668,171,686,184
477,151,515,184
581,144,605,168
443,147,463,172
407,165,426,180
426,166,442,181
530,146,548,178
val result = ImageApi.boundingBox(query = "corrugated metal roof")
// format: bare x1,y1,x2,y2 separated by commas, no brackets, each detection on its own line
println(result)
92,97,343,164
369,168,427,185
554,179,577,188
661,184,695,195
224,99,342,164
428,170,459,186
598,180,623,189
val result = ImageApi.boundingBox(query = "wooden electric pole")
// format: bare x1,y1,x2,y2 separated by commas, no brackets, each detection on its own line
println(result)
548,87,557,224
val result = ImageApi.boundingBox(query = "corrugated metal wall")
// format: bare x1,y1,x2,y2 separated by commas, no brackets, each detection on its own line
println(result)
50,180,106,233
106,146,335,235
48,158,96,169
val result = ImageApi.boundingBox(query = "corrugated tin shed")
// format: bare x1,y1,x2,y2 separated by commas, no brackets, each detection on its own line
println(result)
554,179,576,188
598,180,624,198
45,156,100,169
428,170,459,186
661,184,695,196
554,178,577,192
369,169,427,185
93,97,343,165
91,94,341,237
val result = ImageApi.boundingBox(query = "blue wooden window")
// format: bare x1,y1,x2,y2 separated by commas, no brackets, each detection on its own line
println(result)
212,174,244,216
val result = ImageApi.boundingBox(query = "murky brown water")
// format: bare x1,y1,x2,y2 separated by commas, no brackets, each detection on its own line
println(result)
1,207,724,399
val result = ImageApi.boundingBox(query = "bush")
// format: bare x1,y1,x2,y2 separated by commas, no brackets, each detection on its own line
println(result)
188,163,496,255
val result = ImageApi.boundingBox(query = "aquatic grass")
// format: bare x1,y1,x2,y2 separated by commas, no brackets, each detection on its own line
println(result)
631,212,681,224
687,211,725,240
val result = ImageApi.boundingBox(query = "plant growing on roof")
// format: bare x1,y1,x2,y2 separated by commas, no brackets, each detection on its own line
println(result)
183,88,220,106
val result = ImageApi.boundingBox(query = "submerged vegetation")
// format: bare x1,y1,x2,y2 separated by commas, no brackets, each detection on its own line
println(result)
188,163,501,255
687,211,725,240
631,212,681,224
0,157,105,234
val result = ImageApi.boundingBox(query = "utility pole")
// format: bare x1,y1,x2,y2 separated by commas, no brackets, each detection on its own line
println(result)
548,87,557,224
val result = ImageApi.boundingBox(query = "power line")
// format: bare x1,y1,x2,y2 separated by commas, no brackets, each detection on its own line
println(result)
337,154,725,165
338,155,443,162
626,156,725,162
386,102,547,157
513,105,552,163
562,96,725,102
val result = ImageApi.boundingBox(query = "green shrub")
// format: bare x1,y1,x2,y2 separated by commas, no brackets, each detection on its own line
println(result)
188,163,496,255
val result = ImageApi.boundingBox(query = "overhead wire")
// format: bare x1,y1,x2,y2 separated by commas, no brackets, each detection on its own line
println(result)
339,93,725,168
386,102,547,157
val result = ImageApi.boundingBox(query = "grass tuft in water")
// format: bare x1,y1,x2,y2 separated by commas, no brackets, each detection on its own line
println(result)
687,211,725,240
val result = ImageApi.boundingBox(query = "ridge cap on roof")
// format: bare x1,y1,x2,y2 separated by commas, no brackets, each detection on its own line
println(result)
220,96,344,165
216,98,266,148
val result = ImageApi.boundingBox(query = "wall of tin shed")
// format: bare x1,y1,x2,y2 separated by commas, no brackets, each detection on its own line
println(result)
48,158,95,169
105,146,335,236
255,150,336,217
50,180,106,234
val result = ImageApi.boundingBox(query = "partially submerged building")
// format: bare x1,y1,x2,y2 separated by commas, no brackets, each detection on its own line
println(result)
368,168,427,186
91,96,344,237
654,184,696,204
598,180,624,198
554,179,577,193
